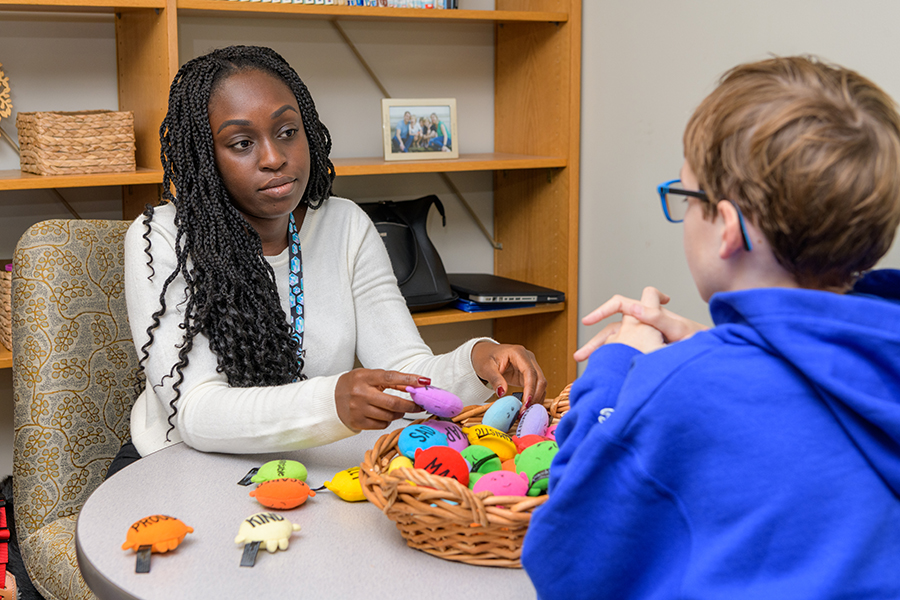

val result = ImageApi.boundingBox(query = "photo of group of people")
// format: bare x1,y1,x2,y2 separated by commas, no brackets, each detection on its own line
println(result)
382,99,458,161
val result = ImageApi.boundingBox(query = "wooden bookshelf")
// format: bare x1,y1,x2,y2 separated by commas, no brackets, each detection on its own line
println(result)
0,1,581,390
0,347,10,370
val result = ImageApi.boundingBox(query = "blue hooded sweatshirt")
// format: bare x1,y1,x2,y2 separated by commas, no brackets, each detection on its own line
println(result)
522,270,900,599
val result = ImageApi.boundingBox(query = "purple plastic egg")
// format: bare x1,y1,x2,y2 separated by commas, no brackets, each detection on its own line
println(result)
406,386,464,418
425,420,469,452
516,404,550,437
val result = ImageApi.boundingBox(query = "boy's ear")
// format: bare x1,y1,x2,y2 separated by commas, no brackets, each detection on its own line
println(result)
716,200,747,259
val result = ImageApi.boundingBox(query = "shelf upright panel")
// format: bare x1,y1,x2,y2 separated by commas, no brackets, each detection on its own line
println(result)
493,0,580,396
115,0,177,219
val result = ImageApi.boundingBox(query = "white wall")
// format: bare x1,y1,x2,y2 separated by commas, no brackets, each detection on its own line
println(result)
3,1,900,475
579,0,900,354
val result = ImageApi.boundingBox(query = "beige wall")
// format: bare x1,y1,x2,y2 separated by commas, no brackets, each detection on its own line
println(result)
579,1,900,353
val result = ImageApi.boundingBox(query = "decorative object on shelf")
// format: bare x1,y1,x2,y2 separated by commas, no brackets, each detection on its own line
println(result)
359,384,571,568
358,195,458,312
0,264,9,353
0,62,17,154
16,110,135,175
382,98,458,161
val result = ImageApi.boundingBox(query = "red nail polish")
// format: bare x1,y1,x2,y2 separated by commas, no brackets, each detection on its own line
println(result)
497,387,505,397
418,377,431,386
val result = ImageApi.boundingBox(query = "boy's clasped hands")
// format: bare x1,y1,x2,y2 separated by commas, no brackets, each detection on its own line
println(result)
574,286,708,360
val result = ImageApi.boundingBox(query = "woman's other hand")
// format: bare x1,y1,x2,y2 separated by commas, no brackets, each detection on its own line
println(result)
471,342,547,412
334,369,427,431
574,287,708,361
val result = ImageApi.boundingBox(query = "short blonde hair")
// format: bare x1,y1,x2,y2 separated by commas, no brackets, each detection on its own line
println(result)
684,55,900,289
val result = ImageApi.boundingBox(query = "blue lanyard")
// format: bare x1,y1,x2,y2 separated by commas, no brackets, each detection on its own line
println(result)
287,212,304,363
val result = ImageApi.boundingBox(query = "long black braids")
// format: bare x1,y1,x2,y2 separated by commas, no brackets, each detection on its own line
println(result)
139,45,336,439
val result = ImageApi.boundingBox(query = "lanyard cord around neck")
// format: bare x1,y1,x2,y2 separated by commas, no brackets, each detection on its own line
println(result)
287,211,305,374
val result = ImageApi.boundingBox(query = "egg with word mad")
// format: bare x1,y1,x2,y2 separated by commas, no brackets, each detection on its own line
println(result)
424,419,469,452
235,512,301,553
481,395,522,432
515,440,559,496
414,446,469,486
460,445,501,475
323,466,367,502
250,478,316,509
472,470,530,498
122,515,193,554
397,424,448,460
405,385,464,418
251,459,307,484
516,404,550,438
463,424,517,461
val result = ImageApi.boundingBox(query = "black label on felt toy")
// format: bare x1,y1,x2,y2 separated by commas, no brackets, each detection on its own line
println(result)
136,545,152,573
240,541,261,567
238,468,259,486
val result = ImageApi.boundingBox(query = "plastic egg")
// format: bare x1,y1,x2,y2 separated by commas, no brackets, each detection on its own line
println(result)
122,515,193,553
251,459,307,484
460,445,501,475
405,385,464,418
472,471,530,497
323,466,368,502
463,424,517,461
398,424,448,459
513,434,547,454
425,420,469,452
481,395,522,432
414,446,470,486
388,455,414,473
516,404,550,438
515,440,559,496
234,512,301,553
250,478,316,509
544,423,558,441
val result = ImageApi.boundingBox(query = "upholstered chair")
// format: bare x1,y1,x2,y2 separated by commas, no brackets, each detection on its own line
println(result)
11,220,139,600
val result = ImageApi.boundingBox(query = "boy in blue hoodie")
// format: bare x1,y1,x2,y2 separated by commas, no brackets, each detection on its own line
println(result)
522,56,900,599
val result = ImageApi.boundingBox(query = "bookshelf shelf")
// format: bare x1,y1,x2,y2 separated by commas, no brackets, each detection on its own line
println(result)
333,153,565,176
0,347,9,370
176,2,567,23
412,302,564,327
0,168,163,192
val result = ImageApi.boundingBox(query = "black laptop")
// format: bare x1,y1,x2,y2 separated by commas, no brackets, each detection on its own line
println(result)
448,273,565,304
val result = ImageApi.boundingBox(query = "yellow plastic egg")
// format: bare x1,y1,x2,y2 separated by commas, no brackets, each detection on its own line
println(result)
463,424,518,461
388,455,414,473
323,466,368,502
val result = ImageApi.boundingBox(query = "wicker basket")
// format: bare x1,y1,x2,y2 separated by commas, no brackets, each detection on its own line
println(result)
360,384,571,568
1,267,10,352
16,110,135,175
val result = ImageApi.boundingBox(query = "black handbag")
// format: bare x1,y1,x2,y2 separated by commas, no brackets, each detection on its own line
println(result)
358,195,458,312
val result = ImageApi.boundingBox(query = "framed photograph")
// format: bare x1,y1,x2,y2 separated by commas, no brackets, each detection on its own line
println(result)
382,98,458,161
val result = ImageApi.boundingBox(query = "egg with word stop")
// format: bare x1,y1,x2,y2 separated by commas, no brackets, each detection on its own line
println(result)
122,515,193,553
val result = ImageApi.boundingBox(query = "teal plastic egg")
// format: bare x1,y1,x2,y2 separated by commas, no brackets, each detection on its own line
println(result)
397,424,448,459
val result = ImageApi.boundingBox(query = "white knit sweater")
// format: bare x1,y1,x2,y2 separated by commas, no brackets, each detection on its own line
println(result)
125,198,493,456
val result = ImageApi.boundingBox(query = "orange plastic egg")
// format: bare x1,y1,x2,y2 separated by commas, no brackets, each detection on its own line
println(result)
122,515,193,553
250,478,316,509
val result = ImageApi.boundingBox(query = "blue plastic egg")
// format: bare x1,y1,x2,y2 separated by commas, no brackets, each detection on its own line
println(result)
482,395,522,432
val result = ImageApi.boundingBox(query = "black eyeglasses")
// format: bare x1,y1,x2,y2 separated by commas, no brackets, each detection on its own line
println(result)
657,179,753,251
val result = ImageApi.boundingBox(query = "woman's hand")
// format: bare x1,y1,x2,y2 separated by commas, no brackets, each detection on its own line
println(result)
334,369,428,431
574,287,708,361
471,342,547,412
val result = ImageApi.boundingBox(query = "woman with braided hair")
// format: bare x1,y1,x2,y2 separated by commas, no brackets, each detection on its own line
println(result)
112,45,546,470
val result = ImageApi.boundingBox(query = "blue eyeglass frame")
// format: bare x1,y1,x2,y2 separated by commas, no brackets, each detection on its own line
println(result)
657,179,753,252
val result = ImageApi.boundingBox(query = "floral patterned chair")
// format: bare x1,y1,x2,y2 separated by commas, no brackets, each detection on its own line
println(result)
11,220,140,600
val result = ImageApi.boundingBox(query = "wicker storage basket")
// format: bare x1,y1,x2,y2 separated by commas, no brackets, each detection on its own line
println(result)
16,110,135,175
1,267,10,352
360,384,571,568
